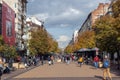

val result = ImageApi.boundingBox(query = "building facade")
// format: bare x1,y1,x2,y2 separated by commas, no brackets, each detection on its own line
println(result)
0,0,27,51
26,17,44,55
68,3,110,47
79,3,110,34
26,17,44,32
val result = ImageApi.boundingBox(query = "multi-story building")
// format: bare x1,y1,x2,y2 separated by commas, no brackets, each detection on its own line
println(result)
26,17,44,32
68,3,110,48
79,3,110,34
26,17,44,55
0,0,27,52
106,0,117,16
26,17,44,41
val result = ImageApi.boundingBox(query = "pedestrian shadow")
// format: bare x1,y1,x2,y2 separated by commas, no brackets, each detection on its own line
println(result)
110,64,120,76
76,65,81,67
94,75,103,79
89,67,96,69
110,69,120,76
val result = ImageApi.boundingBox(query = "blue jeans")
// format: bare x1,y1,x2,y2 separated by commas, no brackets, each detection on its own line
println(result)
94,62,98,68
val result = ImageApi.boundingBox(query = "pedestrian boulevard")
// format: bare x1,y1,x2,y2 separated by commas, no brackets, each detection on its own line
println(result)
3,62,120,80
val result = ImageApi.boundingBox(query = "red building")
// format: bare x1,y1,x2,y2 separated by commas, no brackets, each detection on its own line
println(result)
0,1,15,46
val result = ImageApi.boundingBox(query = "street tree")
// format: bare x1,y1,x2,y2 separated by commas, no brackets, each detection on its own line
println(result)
112,0,120,69
94,15,120,69
93,16,116,52
112,0,120,18
64,44,74,54
77,31,96,49
0,35,17,58
64,30,96,53
29,28,59,55
47,34,59,53
29,29,49,55
3,45,17,58
0,36,4,54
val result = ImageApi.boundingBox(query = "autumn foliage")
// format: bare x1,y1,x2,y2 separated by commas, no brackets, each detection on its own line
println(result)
29,28,59,55
64,30,96,53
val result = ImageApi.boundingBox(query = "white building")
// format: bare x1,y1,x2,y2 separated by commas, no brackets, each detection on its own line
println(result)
26,17,44,32
26,17,44,55
73,30,78,43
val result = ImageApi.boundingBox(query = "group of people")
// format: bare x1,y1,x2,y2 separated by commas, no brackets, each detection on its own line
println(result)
77,55,92,67
46,54,112,80
0,57,11,80
47,56,54,65
0,54,112,80
0,54,113,80
93,55,112,80
77,55,112,80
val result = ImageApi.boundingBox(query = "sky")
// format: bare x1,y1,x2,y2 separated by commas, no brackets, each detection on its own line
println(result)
27,0,110,49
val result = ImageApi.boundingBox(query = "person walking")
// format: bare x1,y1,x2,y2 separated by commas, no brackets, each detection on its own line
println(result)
41,56,44,65
33,56,37,66
66,55,70,64
103,55,112,80
51,56,54,65
48,56,51,65
78,56,83,67
94,55,99,69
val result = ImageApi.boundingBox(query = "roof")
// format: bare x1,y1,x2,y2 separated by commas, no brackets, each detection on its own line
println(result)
26,17,43,26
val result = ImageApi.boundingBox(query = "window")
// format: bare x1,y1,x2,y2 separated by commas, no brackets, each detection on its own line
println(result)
15,3,16,8
15,13,16,18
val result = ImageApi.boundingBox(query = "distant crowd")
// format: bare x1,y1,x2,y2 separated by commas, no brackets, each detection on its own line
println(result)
0,54,114,80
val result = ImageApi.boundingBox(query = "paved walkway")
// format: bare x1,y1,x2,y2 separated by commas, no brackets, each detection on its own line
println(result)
1,64,40,80
2,62,120,80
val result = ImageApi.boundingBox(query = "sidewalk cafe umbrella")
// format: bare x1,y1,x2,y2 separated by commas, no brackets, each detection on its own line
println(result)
77,48,91,52
91,47,99,51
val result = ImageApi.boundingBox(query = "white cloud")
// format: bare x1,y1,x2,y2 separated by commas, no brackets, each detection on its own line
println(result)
61,8,81,17
57,35,70,42
85,3,95,8
45,7,84,25
32,7,84,27
57,35,71,48
60,24,70,27
33,13,49,21
85,0,110,8
57,7,84,20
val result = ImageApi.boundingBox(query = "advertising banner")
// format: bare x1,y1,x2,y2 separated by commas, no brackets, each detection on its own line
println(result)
2,1,15,45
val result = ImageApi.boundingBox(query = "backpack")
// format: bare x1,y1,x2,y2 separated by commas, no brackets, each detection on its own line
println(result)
103,60,109,68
